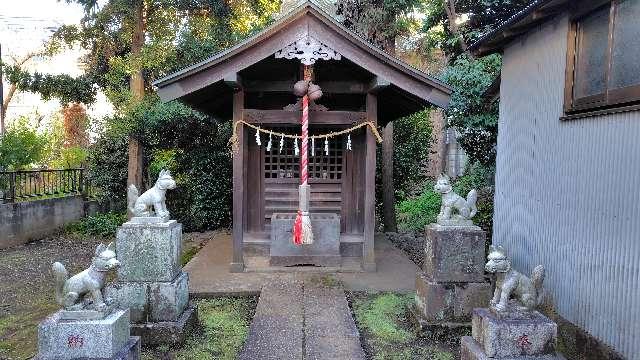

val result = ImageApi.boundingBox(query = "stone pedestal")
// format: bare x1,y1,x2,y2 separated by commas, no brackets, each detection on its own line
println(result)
461,308,565,359
37,309,140,359
106,220,197,346
269,213,341,267
414,224,490,328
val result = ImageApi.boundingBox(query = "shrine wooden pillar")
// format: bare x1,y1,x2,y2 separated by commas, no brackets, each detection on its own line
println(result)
230,89,245,272
363,92,377,272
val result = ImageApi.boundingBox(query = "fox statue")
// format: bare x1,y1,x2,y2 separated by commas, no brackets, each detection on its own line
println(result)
128,169,176,218
485,246,545,312
434,173,478,224
52,243,120,311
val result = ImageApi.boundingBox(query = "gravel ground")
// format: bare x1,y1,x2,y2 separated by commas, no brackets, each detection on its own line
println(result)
384,232,425,268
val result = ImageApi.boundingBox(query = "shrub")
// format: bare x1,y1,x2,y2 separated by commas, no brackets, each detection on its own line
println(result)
396,181,440,232
67,212,127,237
87,99,232,231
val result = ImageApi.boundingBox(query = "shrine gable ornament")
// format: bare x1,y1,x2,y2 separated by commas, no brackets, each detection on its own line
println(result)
275,35,341,65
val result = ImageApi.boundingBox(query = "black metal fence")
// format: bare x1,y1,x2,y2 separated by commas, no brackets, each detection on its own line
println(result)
0,168,93,204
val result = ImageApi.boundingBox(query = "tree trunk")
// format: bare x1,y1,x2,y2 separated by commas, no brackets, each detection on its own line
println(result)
127,0,146,199
444,0,473,58
382,121,397,232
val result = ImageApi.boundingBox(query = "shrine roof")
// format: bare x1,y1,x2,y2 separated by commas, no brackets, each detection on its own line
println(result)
153,0,452,120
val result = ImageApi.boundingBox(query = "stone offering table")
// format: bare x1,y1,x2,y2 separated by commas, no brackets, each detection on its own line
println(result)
106,219,197,346
37,309,140,360
461,307,565,359
413,224,491,328
270,213,341,267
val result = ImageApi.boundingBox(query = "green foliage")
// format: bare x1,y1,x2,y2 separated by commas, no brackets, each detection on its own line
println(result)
2,64,96,105
87,99,232,231
396,181,440,232
66,212,127,237
149,149,180,181
441,54,501,165
50,146,88,169
420,0,530,57
392,110,433,200
0,118,50,170
86,129,130,207
353,293,415,345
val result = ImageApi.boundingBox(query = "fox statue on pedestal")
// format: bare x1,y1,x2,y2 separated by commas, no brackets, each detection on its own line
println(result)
127,169,176,218
434,173,478,225
52,243,120,311
485,246,545,312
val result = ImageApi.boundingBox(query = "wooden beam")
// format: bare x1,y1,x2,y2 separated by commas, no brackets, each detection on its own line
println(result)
363,93,377,272
230,89,245,273
242,79,373,94
243,109,366,125
224,73,242,91
367,76,390,94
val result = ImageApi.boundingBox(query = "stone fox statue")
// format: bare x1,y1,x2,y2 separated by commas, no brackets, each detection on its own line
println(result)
128,169,176,218
52,243,120,311
485,246,545,312
434,174,478,223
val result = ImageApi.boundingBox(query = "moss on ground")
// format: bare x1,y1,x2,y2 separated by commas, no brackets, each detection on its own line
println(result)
142,297,256,360
180,245,200,266
0,298,59,359
351,292,456,360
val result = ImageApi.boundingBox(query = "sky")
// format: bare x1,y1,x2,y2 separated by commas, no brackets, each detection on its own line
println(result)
2,0,86,26
1,0,114,126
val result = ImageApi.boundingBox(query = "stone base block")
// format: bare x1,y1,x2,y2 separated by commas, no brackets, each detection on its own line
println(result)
131,305,198,347
472,308,558,358
106,272,189,323
415,273,491,323
423,223,486,283
116,220,182,282
270,213,341,267
37,309,130,359
105,282,148,323
150,271,189,322
461,336,565,360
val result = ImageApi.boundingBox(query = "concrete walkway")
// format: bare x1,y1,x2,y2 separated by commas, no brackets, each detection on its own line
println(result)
184,232,419,296
238,278,365,360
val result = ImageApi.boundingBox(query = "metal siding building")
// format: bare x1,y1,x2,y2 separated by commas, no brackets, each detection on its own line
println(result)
494,12,640,359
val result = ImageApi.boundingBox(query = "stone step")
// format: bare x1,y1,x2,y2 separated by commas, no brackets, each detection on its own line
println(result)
239,280,304,360
303,285,366,360
239,278,365,360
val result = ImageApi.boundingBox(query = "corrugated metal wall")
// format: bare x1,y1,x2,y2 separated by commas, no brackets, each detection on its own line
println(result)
495,12,640,359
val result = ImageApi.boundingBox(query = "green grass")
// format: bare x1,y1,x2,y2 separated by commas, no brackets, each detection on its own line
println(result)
351,292,455,360
142,297,256,360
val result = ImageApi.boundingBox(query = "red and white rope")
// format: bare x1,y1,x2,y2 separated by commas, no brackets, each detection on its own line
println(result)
301,94,309,185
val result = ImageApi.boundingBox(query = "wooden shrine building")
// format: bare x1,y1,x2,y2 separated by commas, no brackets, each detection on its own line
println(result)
154,1,452,272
